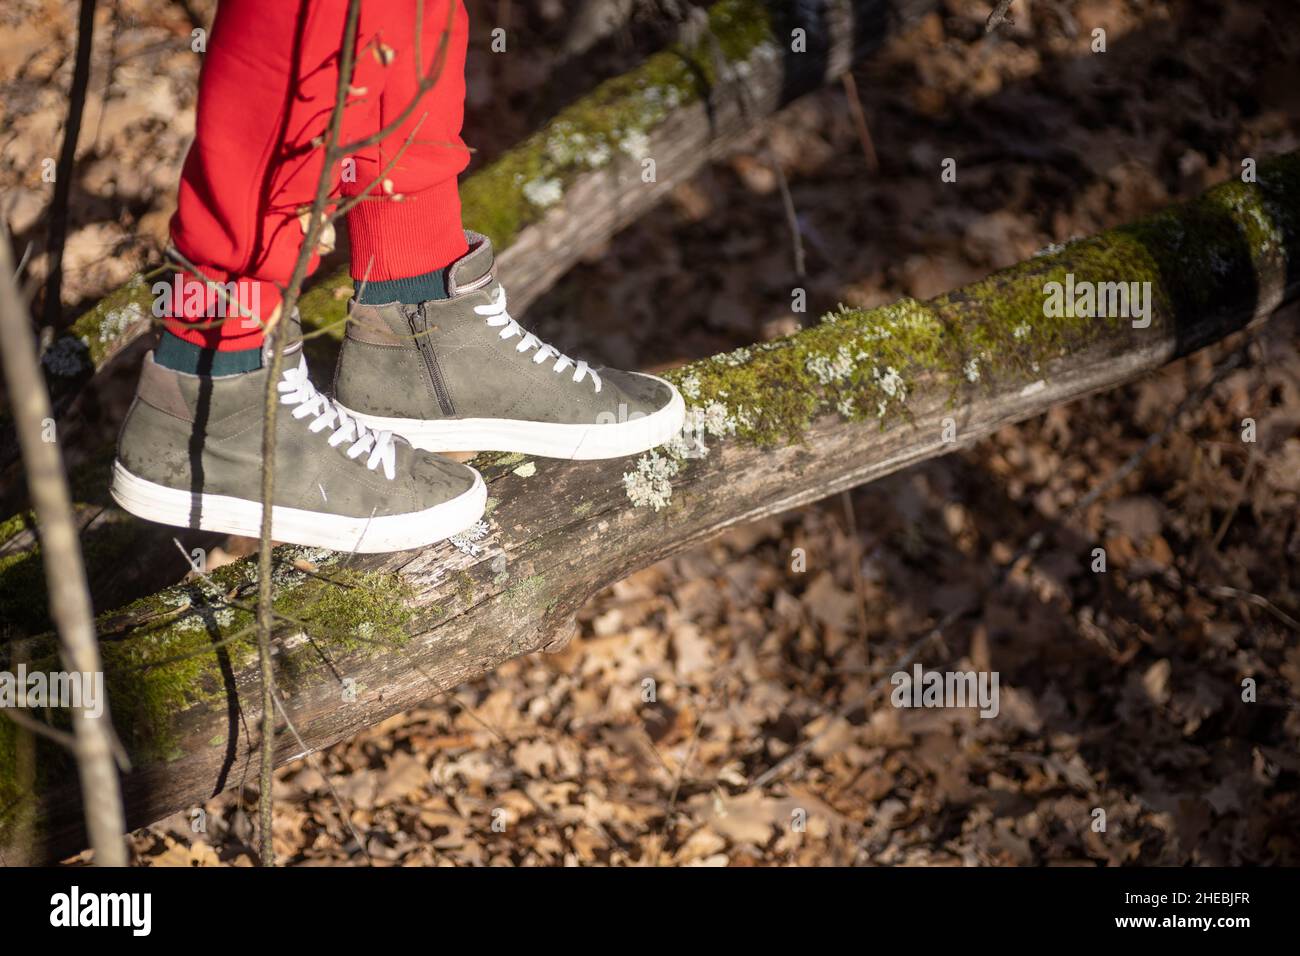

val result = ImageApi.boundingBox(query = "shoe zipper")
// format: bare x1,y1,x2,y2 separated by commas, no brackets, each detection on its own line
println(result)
408,302,455,416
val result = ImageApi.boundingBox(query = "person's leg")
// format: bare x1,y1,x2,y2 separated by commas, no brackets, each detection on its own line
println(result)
330,0,682,461
344,0,471,304
115,0,485,552
162,0,471,364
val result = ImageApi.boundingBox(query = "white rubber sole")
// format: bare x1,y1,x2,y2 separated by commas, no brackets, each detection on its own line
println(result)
337,375,688,460
109,461,487,553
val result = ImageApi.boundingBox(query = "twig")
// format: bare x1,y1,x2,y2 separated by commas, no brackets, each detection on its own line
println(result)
41,0,97,331
840,72,879,174
1,707,78,751
984,0,1016,35
0,224,127,866
694,10,805,280
840,490,870,666
766,141,806,280
335,0,458,156
1210,450,1257,550
269,687,373,864
652,705,705,864
251,0,461,864
1207,586,1300,634
326,115,429,221
252,0,359,868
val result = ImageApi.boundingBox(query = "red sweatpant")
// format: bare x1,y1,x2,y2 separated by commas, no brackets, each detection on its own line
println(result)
166,0,470,350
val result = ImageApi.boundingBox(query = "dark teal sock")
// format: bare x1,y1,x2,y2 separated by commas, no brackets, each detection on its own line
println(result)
155,330,261,376
354,265,452,305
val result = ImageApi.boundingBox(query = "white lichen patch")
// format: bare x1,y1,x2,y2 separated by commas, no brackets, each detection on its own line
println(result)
692,401,737,439
285,545,333,567
1219,190,1284,254
167,580,239,633
618,129,651,160
544,128,613,171
875,365,906,400
544,126,587,165
449,519,491,557
679,371,702,401
641,84,683,112
712,345,753,367
819,301,854,324
522,177,563,209
242,545,333,590
625,399,738,510
1012,322,1031,340
161,590,191,609
172,605,239,633
878,297,940,330
869,364,908,419
623,450,680,511
806,345,856,385
101,300,145,343
964,357,981,383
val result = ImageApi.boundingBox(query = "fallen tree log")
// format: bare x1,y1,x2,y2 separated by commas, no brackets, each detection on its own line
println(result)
2,151,1295,864
0,0,936,623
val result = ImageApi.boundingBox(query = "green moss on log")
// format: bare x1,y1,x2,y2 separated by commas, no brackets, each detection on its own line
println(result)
273,568,416,680
664,152,1299,449
0,511,31,547
463,0,773,252
65,274,157,368
501,573,547,612
0,552,414,793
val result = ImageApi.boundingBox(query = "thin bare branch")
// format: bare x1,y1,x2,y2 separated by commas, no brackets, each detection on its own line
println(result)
41,0,97,331
269,687,374,864
1,706,78,751
0,225,127,866
985,0,1016,34
840,72,879,174
334,0,457,156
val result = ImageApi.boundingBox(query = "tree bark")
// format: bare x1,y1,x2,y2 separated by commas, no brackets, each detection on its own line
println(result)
2,151,1296,865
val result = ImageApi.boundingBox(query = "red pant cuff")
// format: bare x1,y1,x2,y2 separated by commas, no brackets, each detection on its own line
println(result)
346,180,467,282
158,265,282,351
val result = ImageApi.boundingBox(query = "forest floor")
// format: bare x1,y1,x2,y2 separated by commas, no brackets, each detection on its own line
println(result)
3,0,1298,865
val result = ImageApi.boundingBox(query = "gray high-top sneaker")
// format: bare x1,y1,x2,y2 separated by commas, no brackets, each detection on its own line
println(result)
111,319,486,553
333,232,685,459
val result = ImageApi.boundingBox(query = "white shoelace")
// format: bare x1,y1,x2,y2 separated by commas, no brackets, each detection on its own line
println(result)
473,286,602,392
278,356,397,480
